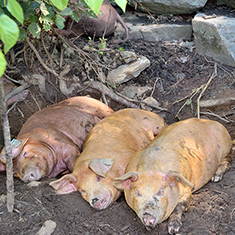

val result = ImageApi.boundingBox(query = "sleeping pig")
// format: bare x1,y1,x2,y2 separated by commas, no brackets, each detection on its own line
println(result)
55,0,129,43
50,108,167,210
114,118,233,234
0,96,114,182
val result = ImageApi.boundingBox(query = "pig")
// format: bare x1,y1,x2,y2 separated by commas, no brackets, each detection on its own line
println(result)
3,76,28,106
55,0,129,43
49,108,167,210
114,118,233,234
0,96,114,182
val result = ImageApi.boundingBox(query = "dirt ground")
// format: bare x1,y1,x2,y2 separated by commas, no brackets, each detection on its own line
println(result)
0,4,235,235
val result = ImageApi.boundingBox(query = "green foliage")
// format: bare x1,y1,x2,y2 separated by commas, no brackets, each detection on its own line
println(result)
0,14,19,54
0,0,127,78
0,50,7,77
113,0,127,13
6,0,24,24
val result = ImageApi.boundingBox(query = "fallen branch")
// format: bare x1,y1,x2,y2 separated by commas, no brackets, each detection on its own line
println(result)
0,77,14,213
88,80,138,108
200,111,234,123
115,90,168,112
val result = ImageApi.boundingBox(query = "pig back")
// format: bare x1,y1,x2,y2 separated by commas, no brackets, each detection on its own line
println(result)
17,102,101,148
127,118,232,191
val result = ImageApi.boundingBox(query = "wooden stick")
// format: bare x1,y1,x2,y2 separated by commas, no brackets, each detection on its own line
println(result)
0,77,14,212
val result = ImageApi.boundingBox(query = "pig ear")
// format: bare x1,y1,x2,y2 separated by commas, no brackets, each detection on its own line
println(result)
162,171,194,188
113,172,139,190
89,158,113,177
49,174,77,194
0,138,28,164
12,138,29,158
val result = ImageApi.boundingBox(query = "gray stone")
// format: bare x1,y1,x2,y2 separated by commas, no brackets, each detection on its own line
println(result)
116,23,192,42
106,56,150,85
127,0,207,14
192,13,235,67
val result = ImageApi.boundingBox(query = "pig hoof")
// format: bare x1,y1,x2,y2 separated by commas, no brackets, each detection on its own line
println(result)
211,174,223,182
168,216,182,234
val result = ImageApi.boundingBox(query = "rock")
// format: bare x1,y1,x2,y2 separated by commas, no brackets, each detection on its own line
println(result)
218,0,235,8
116,23,192,42
106,56,150,85
120,51,137,64
192,13,235,67
123,85,152,99
140,96,160,111
127,0,208,14
36,220,56,235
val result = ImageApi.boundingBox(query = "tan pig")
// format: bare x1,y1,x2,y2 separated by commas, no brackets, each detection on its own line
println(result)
50,108,167,210
114,118,233,234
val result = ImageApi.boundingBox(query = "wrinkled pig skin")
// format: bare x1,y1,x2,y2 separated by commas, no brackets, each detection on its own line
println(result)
114,118,233,234
0,96,114,182
50,108,167,210
55,0,129,43
3,76,28,106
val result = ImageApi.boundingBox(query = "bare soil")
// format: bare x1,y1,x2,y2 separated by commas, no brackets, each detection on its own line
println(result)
0,5,235,235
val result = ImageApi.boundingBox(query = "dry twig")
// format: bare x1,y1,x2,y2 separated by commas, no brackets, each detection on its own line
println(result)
197,63,217,118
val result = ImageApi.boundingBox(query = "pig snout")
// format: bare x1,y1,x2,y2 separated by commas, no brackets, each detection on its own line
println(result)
90,190,112,210
139,201,162,227
21,166,42,182
142,212,157,226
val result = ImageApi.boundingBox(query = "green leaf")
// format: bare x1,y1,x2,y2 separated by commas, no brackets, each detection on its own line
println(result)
84,0,103,15
71,11,82,22
0,14,19,54
40,2,49,16
6,0,24,24
50,0,69,11
114,0,127,13
186,99,191,105
55,14,65,29
39,15,53,31
19,28,26,41
28,22,41,38
29,15,38,23
0,7,4,14
60,7,72,16
0,50,7,77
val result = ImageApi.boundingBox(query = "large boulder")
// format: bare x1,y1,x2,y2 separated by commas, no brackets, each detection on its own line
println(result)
127,0,208,14
192,13,235,67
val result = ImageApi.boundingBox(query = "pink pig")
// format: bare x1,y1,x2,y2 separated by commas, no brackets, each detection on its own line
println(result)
0,96,114,182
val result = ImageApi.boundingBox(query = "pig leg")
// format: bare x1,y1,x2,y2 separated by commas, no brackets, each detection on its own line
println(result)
211,151,232,182
168,191,192,234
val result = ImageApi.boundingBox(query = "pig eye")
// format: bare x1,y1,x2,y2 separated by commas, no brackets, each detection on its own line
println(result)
96,175,104,182
80,189,87,196
22,152,27,158
135,189,142,197
156,188,165,197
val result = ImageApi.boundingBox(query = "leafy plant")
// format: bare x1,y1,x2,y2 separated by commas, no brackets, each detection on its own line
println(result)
0,0,127,78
